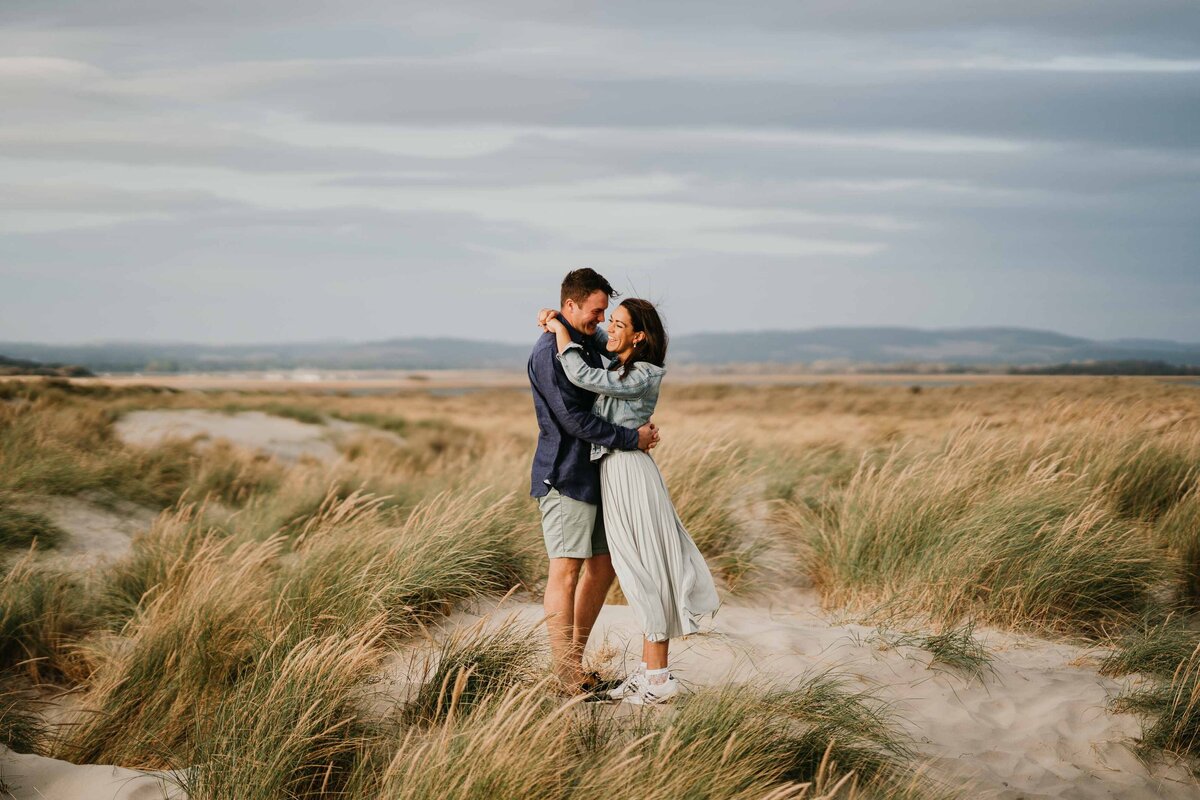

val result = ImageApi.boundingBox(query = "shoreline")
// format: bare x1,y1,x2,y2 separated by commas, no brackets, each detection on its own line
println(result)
6,370,1198,394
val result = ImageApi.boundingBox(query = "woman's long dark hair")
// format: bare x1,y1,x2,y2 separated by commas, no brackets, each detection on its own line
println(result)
618,298,667,378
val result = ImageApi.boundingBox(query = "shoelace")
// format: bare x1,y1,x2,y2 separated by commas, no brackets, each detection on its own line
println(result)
641,678,675,704
613,671,645,696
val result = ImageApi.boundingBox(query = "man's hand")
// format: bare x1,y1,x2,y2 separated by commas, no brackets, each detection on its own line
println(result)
637,422,660,452
537,308,558,331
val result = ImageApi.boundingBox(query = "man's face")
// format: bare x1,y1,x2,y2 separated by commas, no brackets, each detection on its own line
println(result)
563,290,609,335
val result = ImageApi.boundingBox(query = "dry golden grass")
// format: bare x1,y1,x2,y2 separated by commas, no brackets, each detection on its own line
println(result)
4,373,1200,789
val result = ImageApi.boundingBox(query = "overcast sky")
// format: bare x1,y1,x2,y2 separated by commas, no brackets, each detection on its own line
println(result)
1,1,1198,345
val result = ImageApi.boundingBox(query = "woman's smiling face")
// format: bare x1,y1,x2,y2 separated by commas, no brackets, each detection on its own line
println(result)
604,304,638,356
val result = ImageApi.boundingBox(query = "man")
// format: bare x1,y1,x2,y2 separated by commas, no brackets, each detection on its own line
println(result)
528,268,659,694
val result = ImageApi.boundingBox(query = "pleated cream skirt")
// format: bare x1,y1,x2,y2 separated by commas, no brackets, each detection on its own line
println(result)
600,449,721,642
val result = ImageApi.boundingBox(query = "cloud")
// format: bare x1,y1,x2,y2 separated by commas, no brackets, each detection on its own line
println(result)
0,0,1196,343
0,183,239,214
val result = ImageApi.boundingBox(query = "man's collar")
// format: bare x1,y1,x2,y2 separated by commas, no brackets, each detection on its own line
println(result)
556,313,589,345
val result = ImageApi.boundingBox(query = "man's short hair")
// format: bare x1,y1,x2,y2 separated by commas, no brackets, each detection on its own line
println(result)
560,268,618,306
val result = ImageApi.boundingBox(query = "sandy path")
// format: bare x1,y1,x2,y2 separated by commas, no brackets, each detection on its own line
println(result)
14,496,158,567
388,596,1200,800
115,409,341,462
0,747,184,800
114,409,402,463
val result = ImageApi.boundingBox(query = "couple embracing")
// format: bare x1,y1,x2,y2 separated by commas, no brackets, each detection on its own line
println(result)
528,268,720,705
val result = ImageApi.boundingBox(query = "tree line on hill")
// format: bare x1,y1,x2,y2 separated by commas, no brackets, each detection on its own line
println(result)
1,327,1197,375
0,355,93,378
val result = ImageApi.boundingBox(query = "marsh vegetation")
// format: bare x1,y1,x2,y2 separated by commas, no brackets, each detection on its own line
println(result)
1,375,1199,796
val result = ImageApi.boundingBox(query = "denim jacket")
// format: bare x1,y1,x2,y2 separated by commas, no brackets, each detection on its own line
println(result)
556,342,665,461
528,320,640,504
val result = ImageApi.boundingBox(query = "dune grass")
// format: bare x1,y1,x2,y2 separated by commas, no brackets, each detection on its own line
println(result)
94,503,221,626
54,487,540,767
1155,488,1200,606
0,498,64,550
0,554,92,681
4,376,1200,791
331,410,411,436
0,392,193,506
56,530,283,766
1097,437,1199,522
186,440,287,507
790,428,1168,634
224,401,327,426
1111,643,1200,763
915,623,994,682
402,616,543,725
1101,617,1200,681
657,438,763,587
355,673,930,800
1100,613,1200,767
277,491,538,640
180,625,386,800
0,686,45,755
878,622,995,684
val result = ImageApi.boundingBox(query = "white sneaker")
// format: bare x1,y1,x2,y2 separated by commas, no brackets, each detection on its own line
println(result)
607,665,647,701
623,674,680,706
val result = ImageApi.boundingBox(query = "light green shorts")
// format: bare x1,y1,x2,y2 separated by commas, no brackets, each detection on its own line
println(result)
538,488,608,559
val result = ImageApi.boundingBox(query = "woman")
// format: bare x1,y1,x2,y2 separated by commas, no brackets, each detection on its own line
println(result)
543,298,720,705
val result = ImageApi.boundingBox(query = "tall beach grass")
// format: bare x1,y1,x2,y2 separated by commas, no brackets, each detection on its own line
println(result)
790,427,1169,634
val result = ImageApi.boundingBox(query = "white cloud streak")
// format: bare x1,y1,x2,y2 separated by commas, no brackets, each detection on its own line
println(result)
0,1,1197,343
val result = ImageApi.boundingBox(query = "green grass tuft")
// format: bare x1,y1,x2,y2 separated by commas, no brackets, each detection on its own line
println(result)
0,685,45,755
1155,489,1200,607
0,498,64,550
1102,440,1198,522
1111,644,1200,763
1101,617,1200,680
403,617,542,725
880,622,995,684
0,555,93,681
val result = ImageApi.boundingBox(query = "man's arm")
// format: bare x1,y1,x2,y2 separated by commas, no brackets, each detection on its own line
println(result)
530,344,641,451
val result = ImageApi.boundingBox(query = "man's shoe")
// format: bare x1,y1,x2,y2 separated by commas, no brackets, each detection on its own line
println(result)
581,671,624,696
607,666,647,701
581,686,615,703
623,675,680,706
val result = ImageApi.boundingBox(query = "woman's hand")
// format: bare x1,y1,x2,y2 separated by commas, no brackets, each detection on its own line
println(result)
544,315,566,334
537,308,558,331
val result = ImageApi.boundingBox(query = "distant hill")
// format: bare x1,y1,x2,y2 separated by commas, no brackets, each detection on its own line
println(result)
669,328,1200,368
1009,360,1200,376
1,328,1198,373
0,354,94,378
0,339,527,373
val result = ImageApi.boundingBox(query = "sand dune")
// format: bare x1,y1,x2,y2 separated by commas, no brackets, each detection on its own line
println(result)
0,746,185,800
10,575,1200,798
7,387,1200,799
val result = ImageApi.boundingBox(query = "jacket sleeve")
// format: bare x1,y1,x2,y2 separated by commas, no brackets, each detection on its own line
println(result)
530,344,641,450
556,344,652,399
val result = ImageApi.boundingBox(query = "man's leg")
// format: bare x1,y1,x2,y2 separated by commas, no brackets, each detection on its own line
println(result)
573,553,616,666
538,487,603,688
545,557,584,685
